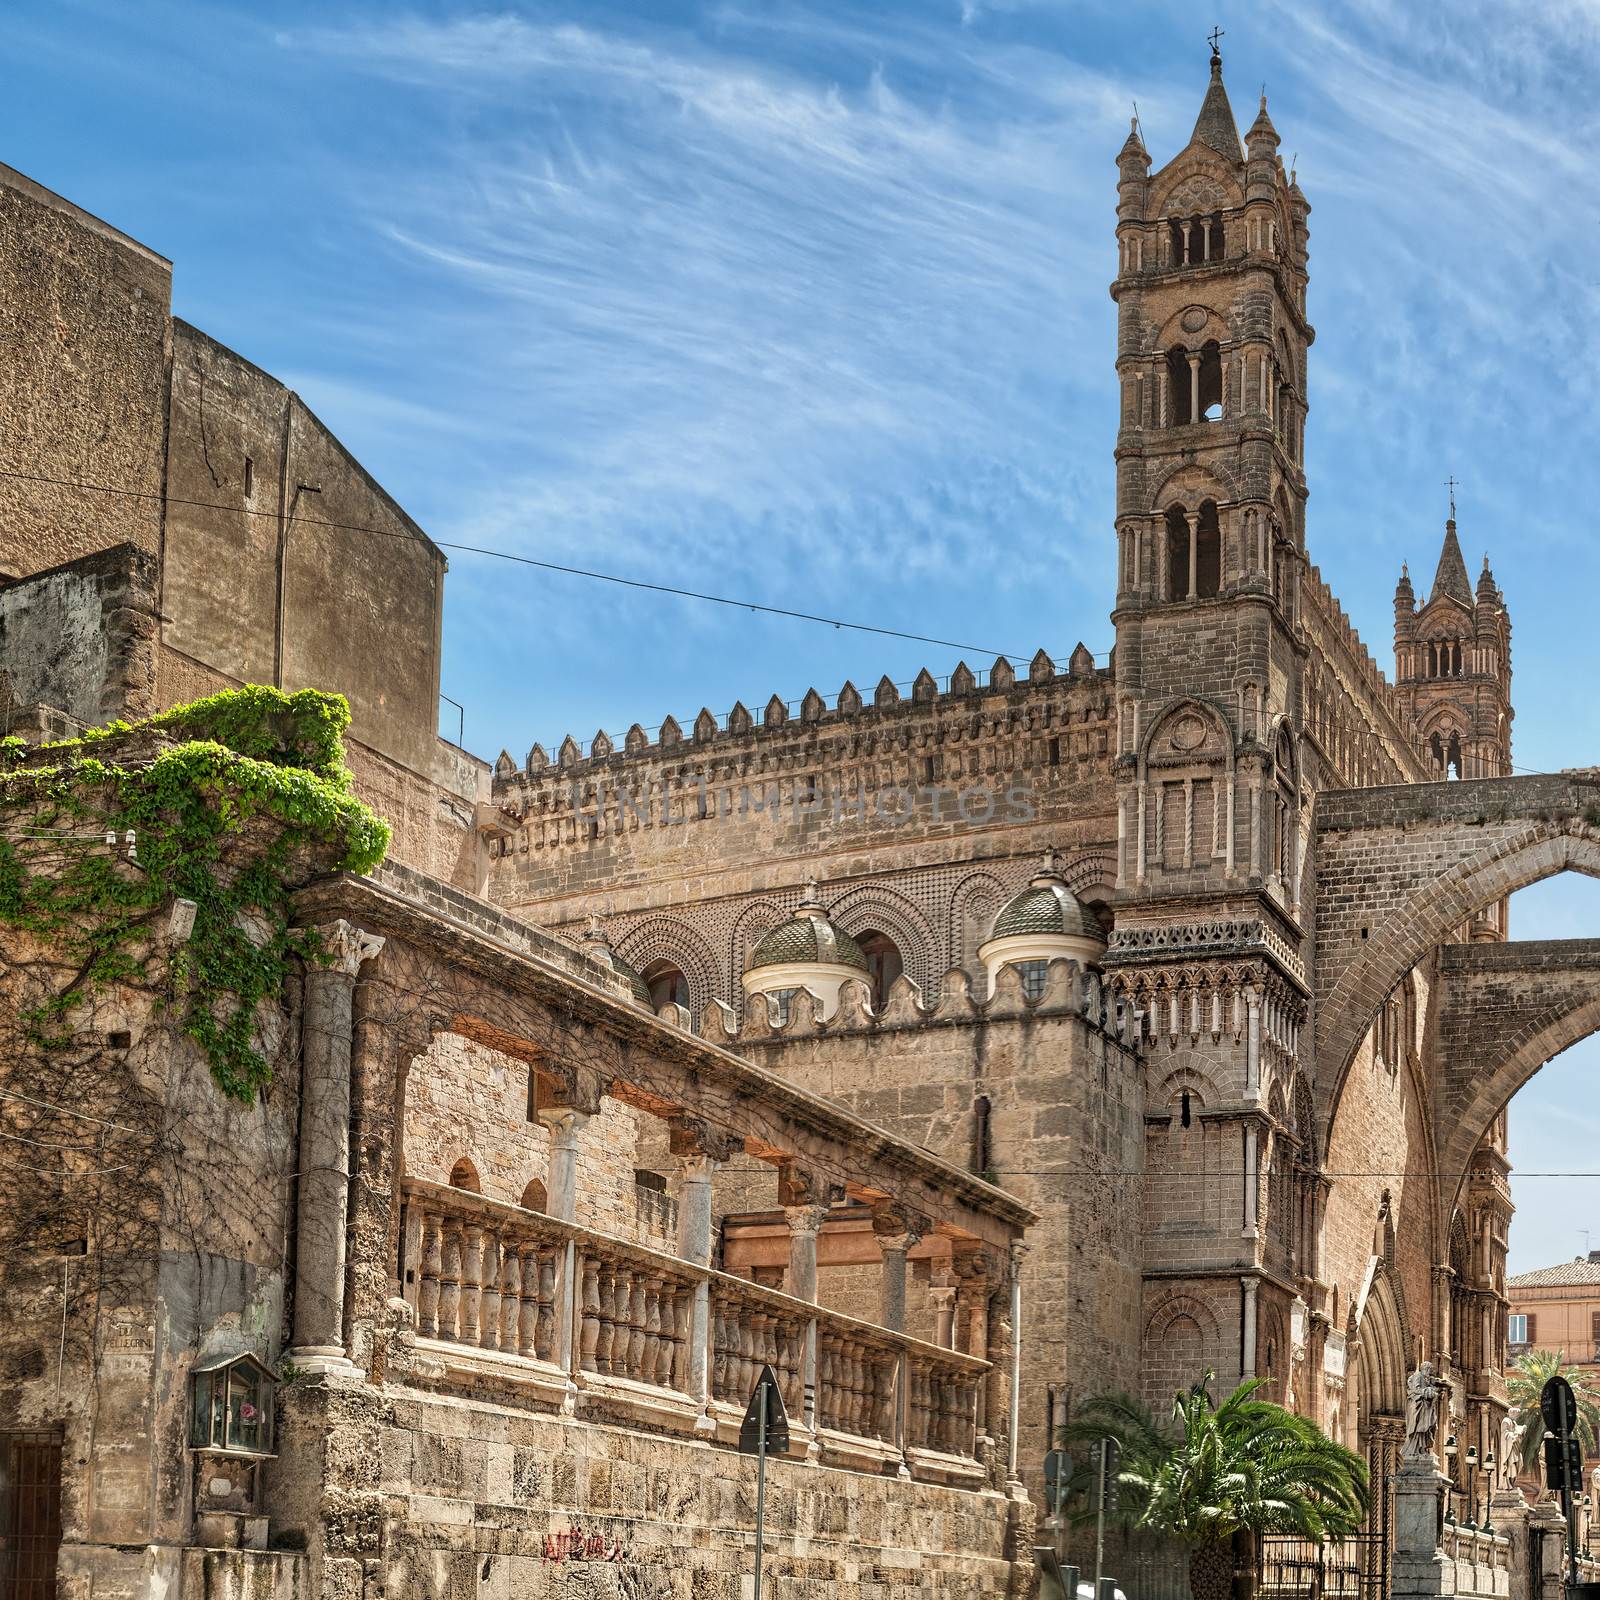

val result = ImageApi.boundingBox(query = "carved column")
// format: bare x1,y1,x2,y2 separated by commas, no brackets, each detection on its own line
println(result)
784,1202,829,1305
288,919,384,1375
673,1118,741,1432
872,1206,926,1334
539,1107,590,1224
1241,1275,1259,1382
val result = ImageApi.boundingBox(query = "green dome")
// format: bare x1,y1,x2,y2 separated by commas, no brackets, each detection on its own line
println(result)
581,917,652,1006
609,952,652,1007
991,864,1105,943
748,889,867,972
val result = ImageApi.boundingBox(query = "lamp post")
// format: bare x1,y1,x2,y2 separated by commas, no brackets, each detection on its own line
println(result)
1482,1451,1495,1534
1445,1435,1459,1525
1463,1443,1478,1531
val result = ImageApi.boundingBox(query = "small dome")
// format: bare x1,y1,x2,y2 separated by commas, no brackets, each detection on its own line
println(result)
582,916,652,1007
992,860,1106,944
747,884,867,972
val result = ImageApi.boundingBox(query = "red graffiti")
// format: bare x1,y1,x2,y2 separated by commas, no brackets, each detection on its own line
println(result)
540,1528,625,1565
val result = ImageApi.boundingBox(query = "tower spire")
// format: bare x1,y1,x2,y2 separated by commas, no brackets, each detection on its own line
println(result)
1429,513,1473,607
1189,39,1244,160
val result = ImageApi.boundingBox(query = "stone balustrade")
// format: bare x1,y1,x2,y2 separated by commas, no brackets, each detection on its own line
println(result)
1441,1520,1512,1600
401,1180,990,1482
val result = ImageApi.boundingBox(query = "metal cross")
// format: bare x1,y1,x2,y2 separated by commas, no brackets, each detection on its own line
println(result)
1445,476,1458,518
1208,26,1225,57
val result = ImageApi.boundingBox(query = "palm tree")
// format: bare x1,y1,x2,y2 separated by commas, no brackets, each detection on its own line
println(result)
1085,1375,1368,1600
1507,1350,1600,1474
1058,1388,1178,1528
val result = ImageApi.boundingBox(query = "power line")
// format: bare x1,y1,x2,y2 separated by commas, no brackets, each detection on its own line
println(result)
0,464,1050,662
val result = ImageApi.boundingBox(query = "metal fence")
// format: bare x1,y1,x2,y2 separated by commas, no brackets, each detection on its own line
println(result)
1259,1532,1389,1600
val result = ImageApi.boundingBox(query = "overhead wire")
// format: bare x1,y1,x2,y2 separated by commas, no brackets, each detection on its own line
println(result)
0,464,1072,662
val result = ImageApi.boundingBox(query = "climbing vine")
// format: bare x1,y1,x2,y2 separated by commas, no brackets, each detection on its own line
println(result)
0,686,389,1099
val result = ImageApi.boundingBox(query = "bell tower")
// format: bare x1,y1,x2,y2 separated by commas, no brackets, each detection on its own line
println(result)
1105,46,1321,1407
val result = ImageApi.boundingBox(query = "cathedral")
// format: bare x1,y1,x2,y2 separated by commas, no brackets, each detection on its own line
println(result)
6,37,1596,1600
487,43,1522,1541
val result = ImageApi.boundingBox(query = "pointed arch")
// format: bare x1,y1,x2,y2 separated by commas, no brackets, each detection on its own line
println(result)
613,915,721,1021
825,884,938,1000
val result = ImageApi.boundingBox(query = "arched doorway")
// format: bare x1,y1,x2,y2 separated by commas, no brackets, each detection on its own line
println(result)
1353,1266,1407,1590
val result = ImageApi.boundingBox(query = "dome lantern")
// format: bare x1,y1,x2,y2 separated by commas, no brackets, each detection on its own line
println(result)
741,879,868,1023
977,853,1107,999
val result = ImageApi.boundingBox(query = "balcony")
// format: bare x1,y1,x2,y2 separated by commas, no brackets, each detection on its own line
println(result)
401,1179,989,1484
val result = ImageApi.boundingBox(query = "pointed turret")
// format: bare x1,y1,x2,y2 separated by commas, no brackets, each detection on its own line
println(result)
1476,556,1499,608
1429,518,1474,607
1394,563,1415,610
1190,50,1243,161
1245,92,1279,158
1118,115,1150,170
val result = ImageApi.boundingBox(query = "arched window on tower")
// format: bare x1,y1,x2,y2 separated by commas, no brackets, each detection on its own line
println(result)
1166,505,1191,600
1167,347,1193,424
643,960,690,1014
1168,217,1186,266
1195,500,1221,598
1198,342,1223,422
1207,212,1225,262
856,930,904,1011
1430,732,1444,773
1446,731,1462,780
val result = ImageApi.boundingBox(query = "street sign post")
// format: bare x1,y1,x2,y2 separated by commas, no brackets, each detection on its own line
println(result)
1044,1449,1073,1557
1541,1374,1582,1592
738,1365,790,1600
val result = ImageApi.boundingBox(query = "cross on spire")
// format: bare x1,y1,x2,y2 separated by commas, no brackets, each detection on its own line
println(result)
1445,476,1458,520
1208,25,1225,58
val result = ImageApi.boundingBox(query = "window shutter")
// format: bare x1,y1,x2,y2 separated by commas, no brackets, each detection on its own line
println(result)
1526,1313,1538,1344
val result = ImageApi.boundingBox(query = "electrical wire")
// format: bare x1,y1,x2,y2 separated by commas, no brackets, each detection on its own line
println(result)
0,464,1054,662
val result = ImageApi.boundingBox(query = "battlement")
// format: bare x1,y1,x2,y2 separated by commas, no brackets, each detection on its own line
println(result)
681,956,1141,1055
491,644,1105,795
1300,562,1431,787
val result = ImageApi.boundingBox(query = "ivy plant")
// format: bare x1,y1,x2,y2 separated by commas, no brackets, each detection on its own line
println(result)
0,687,389,1100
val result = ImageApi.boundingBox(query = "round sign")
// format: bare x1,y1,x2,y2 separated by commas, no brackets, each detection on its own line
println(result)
1541,1374,1578,1438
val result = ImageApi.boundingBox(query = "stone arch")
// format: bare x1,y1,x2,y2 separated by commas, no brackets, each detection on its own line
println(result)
947,869,1011,976
1155,305,1231,351
1138,695,1233,773
614,915,721,1019
1148,458,1238,515
1143,1292,1223,1404
1437,985,1600,1221
1318,820,1600,1132
728,897,791,1002
825,884,938,999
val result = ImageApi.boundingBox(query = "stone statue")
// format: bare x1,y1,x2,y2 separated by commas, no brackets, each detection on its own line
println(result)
1403,1361,1442,1463
1500,1407,1526,1487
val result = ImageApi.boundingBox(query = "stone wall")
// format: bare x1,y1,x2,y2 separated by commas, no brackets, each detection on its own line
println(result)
163,321,447,779
487,651,1118,963
404,1032,674,1250
272,1382,1023,1600
0,163,170,578
0,542,159,728
720,970,1145,1504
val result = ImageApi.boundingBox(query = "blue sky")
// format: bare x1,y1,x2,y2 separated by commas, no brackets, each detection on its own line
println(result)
7,0,1599,1273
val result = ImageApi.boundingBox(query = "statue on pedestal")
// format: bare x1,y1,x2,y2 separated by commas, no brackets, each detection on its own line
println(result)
1403,1362,1443,1465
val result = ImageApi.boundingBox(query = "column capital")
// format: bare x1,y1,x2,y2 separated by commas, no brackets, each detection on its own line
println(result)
783,1202,831,1239
537,1105,591,1139
871,1202,929,1251
668,1115,743,1165
311,919,385,977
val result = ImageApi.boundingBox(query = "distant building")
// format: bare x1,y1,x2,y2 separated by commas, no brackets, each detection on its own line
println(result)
1507,1253,1600,1371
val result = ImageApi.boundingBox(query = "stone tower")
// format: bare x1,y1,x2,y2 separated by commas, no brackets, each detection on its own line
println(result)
1392,511,1513,783
1105,47,1321,1401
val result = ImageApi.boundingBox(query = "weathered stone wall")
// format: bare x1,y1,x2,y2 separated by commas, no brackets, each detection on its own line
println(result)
0,163,170,578
723,975,1145,1504
163,321,447,779
273,1382,1021,1600
404,1032,674,1250
0,542,159,727
487,654,1118,994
